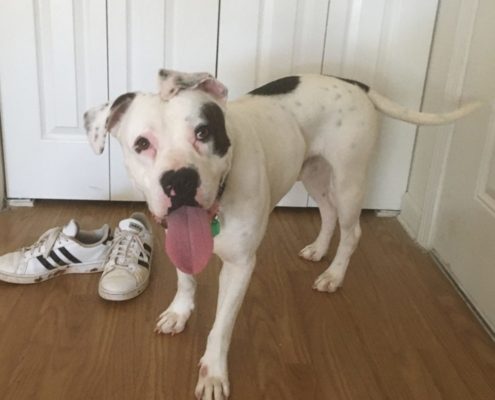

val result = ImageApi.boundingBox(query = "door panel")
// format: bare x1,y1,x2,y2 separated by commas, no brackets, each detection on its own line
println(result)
218,0,330,207
0,0,109,199
107,0,219,201
432,0,495,331
323,0,439,209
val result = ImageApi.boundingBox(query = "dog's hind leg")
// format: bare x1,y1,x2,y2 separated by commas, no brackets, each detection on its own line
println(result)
313,166,366,292
299,156,338,262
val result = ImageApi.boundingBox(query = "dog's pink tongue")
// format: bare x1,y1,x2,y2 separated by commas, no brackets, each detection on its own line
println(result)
165,206,213,275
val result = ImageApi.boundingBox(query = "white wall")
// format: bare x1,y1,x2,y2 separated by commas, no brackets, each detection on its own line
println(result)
399,0,478,246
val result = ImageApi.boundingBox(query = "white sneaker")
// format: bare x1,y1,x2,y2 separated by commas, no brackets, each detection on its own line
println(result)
0,220,112,284
98,213,153,301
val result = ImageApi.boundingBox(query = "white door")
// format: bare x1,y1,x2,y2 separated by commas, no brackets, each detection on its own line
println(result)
0,0,109,200
217,0,439,209
431,0,495,331
1,0,438,210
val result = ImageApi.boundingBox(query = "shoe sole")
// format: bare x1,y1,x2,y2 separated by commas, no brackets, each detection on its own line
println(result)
0,262,105,284
98,278,150,301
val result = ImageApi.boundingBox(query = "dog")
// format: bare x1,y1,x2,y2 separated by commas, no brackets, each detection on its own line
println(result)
84,70,479,399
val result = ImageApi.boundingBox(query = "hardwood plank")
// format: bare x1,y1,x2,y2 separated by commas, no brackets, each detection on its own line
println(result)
0,202,494,400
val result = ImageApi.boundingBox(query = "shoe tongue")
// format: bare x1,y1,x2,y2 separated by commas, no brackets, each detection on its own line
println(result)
165,206,213,275
119,218,146,234
62,219,79,237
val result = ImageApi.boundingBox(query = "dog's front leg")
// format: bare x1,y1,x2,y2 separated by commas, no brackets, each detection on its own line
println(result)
195,256,256,400
155,269,196,335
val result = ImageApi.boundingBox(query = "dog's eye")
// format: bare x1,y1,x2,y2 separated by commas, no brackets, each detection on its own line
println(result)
194,125,210,141
134,136,150,153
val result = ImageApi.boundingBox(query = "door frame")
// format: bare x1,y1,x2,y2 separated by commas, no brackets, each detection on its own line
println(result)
399,0,480,249
0,121,5,210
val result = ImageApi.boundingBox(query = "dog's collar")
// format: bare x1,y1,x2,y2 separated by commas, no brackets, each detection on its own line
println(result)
210,174,228,237
217,177,227,200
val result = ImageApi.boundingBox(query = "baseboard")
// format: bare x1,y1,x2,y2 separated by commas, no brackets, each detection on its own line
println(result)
398,192,421,241
7,198,35,207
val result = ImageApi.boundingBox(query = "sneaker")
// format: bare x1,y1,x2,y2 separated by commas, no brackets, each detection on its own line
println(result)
0,220,112,284
98,213,153,301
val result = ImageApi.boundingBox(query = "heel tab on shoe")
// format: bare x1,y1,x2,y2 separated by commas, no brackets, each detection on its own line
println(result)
62,220,79,237
119,218,146,234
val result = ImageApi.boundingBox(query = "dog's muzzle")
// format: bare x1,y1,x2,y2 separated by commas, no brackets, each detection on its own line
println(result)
160,167,200,213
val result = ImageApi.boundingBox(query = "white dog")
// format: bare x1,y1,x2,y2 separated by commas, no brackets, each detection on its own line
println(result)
84,70,478,399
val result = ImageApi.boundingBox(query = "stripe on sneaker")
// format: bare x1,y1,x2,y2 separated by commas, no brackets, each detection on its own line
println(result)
138,259,150,268
49,250,67,267
59,247,82,264
143,243,152,254
37,255,56,270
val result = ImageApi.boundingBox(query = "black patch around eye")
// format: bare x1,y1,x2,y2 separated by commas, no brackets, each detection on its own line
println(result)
249,76,300,96
199,102,230,156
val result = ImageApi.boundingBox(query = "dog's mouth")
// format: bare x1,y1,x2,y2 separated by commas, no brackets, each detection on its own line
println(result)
153,200,220,276
153,176,226,276
153,200,219,229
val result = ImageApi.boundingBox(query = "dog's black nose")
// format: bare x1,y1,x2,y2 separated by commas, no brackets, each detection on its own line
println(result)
160,167,200,212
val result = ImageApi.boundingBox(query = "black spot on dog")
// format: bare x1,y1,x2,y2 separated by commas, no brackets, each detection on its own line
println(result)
326,75,370,93
159,69,169,79
336,119,342,127
199,102,231,156
334,93,342,100
249,76,300,96
106,92,136,131
175,76,187,87
338,77,369,93
295,100,302,107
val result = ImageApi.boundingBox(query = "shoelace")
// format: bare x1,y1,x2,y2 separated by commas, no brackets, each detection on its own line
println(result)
23,227,63,259
108,228,148,268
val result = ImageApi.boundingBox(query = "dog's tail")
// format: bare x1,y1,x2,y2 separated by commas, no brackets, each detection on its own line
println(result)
367,89,482,125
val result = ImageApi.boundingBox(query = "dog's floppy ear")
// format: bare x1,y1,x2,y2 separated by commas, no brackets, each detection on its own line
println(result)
158,69,228,105
83,92,136,154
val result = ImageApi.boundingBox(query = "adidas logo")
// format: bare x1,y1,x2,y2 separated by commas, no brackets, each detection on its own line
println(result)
36,247,81,270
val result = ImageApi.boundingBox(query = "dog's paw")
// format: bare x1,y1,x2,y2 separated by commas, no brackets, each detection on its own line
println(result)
299,242,326,262
313,270,344,293
154,310,191,335
195,362,230,400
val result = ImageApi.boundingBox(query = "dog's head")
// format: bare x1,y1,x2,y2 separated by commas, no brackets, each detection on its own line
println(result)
83,70,232,224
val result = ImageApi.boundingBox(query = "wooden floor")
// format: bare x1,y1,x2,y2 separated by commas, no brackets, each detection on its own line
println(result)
0,201,494,400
